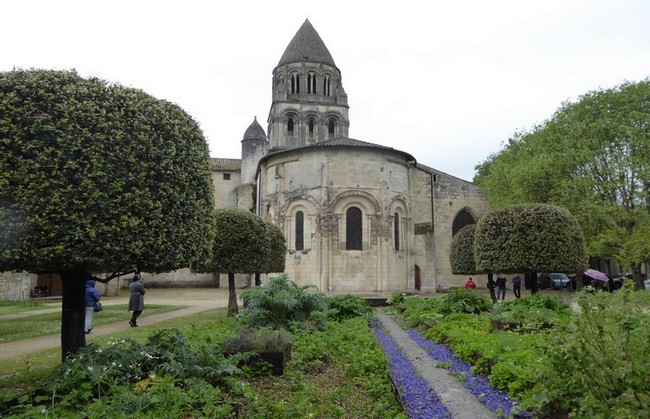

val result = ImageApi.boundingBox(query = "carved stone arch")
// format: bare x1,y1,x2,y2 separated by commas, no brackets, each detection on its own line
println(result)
330,190,381,216
389,196,409,252
284,197,319,253
452,207,477,237
389,196,410,219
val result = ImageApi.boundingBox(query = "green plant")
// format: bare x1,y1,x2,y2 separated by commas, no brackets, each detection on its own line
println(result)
527,288,650,417
239,274,329,330
221,327,292,353
326,294,373,322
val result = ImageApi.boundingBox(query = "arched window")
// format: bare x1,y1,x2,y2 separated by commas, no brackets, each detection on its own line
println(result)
452,209,476,236
287,118,294,137
328,119,335,139
394,212,400,251
346,207,362,250
308,119,315,138
307,73,316,93
323,76,331,96
295,211,304,250
291,74,300,94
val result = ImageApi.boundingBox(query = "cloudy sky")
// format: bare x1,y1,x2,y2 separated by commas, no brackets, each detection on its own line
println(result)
2,0,649,181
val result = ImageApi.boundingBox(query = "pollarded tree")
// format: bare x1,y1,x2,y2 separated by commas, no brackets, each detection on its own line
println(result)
474,204,588,294
450,224,478,275
449,223,496,291
202,208,268,316
0,69,215,358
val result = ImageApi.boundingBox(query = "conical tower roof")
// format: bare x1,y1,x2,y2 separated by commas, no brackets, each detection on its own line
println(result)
242,117,267,141
278,19,336,67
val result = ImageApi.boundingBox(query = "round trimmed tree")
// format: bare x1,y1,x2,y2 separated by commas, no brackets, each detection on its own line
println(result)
203,208,268,316
0,69,215,358
474,203,587,294
450,224,478,275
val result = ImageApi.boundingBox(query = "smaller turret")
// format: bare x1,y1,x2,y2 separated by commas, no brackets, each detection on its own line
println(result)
241,117,269,184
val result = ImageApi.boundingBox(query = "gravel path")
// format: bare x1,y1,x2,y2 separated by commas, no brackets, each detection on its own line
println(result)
375,308,495,419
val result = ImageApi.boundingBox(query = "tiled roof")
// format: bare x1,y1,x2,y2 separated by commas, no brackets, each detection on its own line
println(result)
211,158,241,170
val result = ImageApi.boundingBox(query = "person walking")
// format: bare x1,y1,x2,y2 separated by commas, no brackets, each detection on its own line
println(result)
512,274,522,299
496,273,507,301
128,272,145,327
487,275,497,303
465,277,476,290
85,278,100,334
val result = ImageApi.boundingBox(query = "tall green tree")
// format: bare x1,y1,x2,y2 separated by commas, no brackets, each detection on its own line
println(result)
474,204,588,294
474,79,650,286
198,208,268,316
0,69,215,358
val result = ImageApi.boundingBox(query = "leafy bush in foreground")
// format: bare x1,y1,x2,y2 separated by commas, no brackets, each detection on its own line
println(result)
239,274,329,330
529,288,650,417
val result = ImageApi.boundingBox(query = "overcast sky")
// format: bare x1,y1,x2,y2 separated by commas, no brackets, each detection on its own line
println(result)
3,0,649,182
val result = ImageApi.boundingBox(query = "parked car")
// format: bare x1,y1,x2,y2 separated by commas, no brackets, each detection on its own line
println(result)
538,273,571,290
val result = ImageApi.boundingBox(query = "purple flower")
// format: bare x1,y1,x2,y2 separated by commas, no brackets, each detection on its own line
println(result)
372,324,452,418
407,328,530,418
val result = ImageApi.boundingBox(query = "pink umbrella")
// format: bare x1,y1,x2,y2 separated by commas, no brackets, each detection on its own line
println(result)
584,268,609,282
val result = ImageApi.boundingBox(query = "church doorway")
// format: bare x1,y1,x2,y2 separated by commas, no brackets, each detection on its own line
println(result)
414,265,421,291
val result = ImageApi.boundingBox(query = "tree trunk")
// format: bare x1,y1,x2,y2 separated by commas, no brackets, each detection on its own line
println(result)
632,263,644,290
60,270,88,361
227,273,238,316
526,271,539,295
255,273,261,286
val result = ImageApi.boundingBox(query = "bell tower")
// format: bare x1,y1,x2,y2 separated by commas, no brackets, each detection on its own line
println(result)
267,19,349,151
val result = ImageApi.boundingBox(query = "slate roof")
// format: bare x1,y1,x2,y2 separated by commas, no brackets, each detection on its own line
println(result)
278,19,336,67
243,117,267,141
211,158,241,170
264,137,416,163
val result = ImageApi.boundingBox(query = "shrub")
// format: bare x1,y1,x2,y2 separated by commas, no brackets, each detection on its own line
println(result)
528,288,650,417
239,274,329,330
489,293,573,332
326,294,373,322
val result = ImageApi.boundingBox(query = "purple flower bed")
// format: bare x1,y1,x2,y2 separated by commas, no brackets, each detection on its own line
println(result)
372,325,452,418
407,328,530,418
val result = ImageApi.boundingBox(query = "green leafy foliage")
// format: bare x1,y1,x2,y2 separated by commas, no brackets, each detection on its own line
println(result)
0,69,215,274
489,293,573,332
197,208,268,275
326,294,373,322
449,224,478,274
474,79,650,268
4,329,242,417
239,274,329,330
530,288,650,417
263,220,287,274
242,317,402,418
474,203,587,274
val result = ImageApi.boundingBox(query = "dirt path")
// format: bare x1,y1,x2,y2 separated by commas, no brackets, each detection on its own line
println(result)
375,309,495,419
0,288,230,361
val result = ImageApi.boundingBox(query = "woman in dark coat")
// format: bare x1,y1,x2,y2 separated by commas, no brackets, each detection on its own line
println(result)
128,272,145,327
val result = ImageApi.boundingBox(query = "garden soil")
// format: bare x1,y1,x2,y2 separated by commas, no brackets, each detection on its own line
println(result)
2,288,497,417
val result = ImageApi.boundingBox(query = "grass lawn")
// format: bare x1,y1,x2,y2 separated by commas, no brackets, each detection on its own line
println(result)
0,304,187,343
0,300,62,316
0,308,228,397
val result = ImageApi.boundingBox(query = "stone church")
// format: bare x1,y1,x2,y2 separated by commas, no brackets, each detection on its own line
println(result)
211,19,489,294
0,19,489,300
